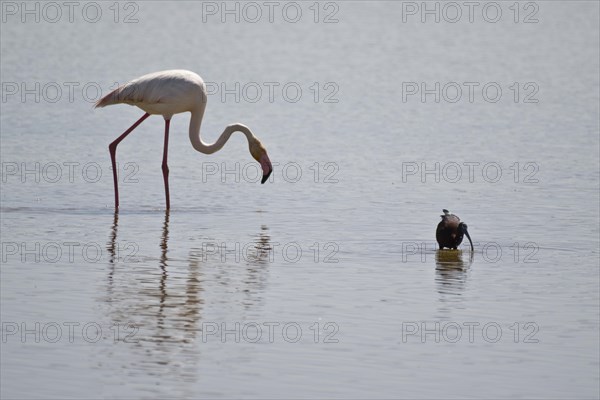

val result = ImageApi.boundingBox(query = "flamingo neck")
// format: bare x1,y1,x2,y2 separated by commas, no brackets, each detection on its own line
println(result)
189,109,254,154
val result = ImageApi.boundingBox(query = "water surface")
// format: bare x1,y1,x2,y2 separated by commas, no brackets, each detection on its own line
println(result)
1,1,599,398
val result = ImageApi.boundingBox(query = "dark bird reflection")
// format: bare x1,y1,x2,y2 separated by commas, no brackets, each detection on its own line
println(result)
435,249,474,297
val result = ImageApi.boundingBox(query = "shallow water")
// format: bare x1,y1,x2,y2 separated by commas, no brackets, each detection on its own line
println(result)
1,1,599,398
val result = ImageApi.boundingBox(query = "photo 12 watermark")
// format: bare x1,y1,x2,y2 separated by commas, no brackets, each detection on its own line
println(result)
1,241,139,264
401,162,540,184
401,82,539,104
1,321,139,343
400,1,539,24
205,81,339,104
201,321,340,343
1,161,139,184
200,1,340,23
201,161,340,184
199,241,340,264
1,1,140,23
400,241,540,263
2,81,107,104
401,321,540,343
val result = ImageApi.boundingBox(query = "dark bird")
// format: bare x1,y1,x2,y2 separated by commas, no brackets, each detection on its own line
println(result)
436,209,474,251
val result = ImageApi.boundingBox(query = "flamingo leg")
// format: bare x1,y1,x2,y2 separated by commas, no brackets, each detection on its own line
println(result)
108,113,150,208
162,119,171,209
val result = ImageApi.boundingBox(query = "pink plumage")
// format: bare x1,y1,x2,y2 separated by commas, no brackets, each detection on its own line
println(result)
96,70,273,209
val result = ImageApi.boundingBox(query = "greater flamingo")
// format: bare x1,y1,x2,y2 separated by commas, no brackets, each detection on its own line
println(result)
95,69,273,209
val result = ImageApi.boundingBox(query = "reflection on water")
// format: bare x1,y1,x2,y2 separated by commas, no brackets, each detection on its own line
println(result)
106,211,119,295
435,250,474,297
102,212,273,378
157,210,170,338
242,225,271,309
186,224,273,311
250,225,272,267
159,210,170,272
103,210,203,385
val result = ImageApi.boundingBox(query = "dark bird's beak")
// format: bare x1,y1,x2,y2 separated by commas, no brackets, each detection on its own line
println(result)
464,229,474,252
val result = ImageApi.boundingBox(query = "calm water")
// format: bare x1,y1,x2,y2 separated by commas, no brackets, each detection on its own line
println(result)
1,1,599,398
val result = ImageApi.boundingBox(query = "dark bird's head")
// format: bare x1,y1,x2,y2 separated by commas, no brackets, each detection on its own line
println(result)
458,222,474,252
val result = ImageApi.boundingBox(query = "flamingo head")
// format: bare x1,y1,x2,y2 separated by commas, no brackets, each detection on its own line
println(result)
249,139,272,184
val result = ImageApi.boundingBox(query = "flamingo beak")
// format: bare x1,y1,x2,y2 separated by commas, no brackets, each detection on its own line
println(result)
260,154,272,184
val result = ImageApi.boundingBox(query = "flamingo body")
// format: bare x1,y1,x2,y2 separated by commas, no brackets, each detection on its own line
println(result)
97,70,206,118
96,70,273,209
